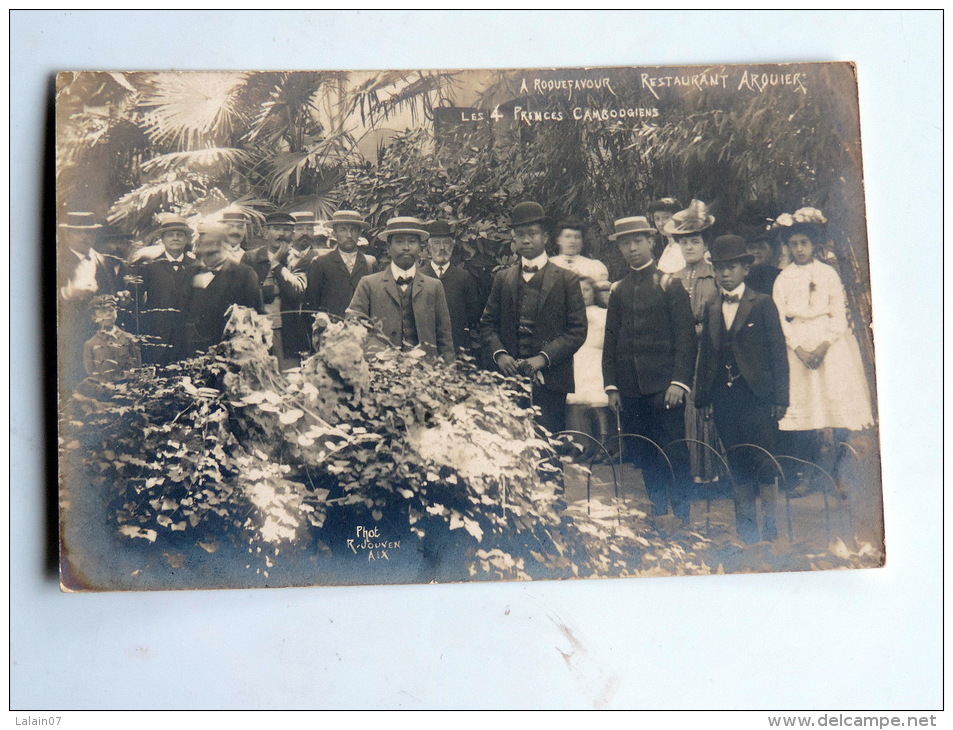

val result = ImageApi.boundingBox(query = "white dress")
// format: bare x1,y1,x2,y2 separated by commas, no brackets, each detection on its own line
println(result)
773,260,873,431
550,254,609,283
568,305,608,407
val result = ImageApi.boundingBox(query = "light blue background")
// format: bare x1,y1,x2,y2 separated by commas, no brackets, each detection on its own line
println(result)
10,10,942,710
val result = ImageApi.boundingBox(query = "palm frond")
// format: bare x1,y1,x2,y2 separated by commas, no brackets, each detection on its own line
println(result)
140,147,251,176
139,72,247,149
107,172,210,233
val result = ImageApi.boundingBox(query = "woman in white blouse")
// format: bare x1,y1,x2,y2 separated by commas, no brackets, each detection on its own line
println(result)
550,217,609,284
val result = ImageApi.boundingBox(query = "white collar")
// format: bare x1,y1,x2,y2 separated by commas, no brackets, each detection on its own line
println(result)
521,252,548,269
722,282,746,300
391,262,417,281
631,259,654,272
164,251,185,263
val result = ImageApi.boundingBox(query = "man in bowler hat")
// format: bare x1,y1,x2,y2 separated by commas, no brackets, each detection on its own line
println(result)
346,217,454,363
602,215,696,525
695,235,789,543
420,220,482,356
480,201,588,434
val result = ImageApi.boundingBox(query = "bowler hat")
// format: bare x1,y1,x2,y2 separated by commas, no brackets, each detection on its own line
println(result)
608,216,655,241
291,211,316,225
377,216,430,242
662,199,715,237
154,215,192,236
328,210,369,229
59,212,101,230
265,212,295,226
710,235,754,265
426,220,453,238
510,201,554,229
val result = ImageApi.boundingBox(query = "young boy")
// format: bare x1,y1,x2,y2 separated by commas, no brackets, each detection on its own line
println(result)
694,235,790,543
82,295,142,381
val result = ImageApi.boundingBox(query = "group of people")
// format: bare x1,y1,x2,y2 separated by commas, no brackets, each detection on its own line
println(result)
57,195,874,544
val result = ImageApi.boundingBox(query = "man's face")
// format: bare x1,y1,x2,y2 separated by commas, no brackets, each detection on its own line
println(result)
224,221,246,247
293,223,313,249
92,306,117,328
556,228,584,257
196,239,227,270
265,223,293,250
617,232,656,268
64,228,97,253
161,229,190,257
428,236,454,266
714,260,750,292
652,211,674,235
333,223,361,253
388,234,422,271
511,223,548,260
746,241,773,267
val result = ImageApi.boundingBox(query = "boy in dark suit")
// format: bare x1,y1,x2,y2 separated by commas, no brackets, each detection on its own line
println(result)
602,215,697,526
695,235,790,543
480,201,588,434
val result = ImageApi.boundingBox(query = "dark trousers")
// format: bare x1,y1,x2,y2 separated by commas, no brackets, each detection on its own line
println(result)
711,380,779,542
532,385,568,435
619,391,691,522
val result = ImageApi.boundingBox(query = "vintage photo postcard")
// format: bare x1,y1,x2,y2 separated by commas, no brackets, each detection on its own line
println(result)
55,63,883,591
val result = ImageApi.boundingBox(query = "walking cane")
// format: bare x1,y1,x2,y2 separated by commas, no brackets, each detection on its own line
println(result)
614,403,624,505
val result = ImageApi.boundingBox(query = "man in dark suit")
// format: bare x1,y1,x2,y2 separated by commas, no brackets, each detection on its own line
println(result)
480,201,588,434
346,217,454,363
602,215,697,526
695,235,790,543
420,220,482,357
57,211,129,389
137,215,196,364
305,209,378,332
243,212,296,359
177,224,263,358
274,211,323,360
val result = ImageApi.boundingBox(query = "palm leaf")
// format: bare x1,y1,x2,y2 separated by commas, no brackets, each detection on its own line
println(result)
140,72,247,149
140,147,251,176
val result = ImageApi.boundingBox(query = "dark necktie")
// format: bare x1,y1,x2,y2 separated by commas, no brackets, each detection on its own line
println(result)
722,292,740,304
396,276,413,287
522,265,539,275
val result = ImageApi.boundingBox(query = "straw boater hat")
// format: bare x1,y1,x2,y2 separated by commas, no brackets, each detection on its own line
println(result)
291,211,316,225
662,199,716,237
377,216,430,242
59,212,102,230
328,210,369,229
709,235,754,265
220,207,247,224
608,216,656,241
154,214,192,236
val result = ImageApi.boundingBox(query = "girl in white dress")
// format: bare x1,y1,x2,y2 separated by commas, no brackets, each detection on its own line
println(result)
772,215,873,489
566,277,610,458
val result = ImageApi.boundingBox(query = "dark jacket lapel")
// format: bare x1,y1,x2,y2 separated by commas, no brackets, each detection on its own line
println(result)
730,288,756,334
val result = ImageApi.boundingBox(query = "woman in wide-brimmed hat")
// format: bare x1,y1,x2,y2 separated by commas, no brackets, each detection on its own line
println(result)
666,200,721,483
771,208,873,493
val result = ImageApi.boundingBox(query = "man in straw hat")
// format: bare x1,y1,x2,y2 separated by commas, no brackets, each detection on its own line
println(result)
480,201,588,434
346,216,454,363
305,209,378,328
603,214,696,527
137,214,195,364
694,235,789,543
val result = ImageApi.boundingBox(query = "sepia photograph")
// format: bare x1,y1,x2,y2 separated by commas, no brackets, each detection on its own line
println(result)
56,63,885,591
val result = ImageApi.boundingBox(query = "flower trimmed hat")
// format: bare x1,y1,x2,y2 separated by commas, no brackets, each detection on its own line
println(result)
661,199,715,237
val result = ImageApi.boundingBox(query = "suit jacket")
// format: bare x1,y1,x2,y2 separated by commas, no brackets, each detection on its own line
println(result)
305,248,376,319
276,247,320,357
602,264,696,396
346,268,455,363
694,286,790,408
421,263,482,352
138,254,195,362
241,245,285,304
176,261,263,357
480,261,588,393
